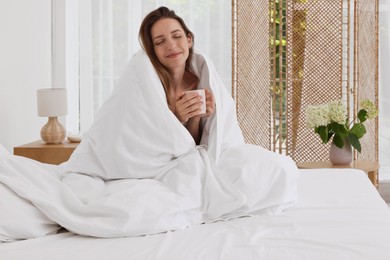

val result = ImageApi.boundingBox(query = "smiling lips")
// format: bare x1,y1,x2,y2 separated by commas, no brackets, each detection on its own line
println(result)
166,52,182,58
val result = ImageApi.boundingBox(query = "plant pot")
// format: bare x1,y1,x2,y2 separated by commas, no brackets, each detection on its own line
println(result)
329,138,353,166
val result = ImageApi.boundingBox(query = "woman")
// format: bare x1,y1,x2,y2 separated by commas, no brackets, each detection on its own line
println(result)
56,6,299,237
139,6,215,144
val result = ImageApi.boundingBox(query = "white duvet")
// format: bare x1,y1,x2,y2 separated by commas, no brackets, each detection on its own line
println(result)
0,51,299,241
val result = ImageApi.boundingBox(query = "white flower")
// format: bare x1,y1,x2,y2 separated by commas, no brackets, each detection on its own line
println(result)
360,99,378,119
328,100,347,125
306,104,330,129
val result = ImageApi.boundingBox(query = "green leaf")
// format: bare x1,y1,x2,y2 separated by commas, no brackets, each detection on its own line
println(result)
329,122,348,138
349,123,366,139
357,109,367,123
348,133,361,153
332,134,344,148
316,126,328,143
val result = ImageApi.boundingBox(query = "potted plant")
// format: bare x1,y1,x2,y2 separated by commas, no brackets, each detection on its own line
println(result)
305,99,378,164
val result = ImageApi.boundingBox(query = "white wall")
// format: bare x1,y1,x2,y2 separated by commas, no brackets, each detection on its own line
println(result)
0,0,52,152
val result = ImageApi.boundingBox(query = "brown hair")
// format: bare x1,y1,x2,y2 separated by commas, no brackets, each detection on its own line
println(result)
139,6,195,98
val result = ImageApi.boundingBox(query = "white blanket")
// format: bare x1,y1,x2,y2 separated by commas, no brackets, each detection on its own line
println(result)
0,51,299,240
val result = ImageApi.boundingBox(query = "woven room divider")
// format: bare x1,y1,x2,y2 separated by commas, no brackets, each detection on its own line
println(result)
232,0,271,149
232,0,379,163
285,0,346,162
354,0,379,162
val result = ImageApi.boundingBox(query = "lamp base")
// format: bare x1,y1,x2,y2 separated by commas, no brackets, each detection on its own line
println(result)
40,117,66,144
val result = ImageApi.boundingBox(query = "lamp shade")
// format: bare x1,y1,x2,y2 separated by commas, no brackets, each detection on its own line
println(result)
37,88,67,117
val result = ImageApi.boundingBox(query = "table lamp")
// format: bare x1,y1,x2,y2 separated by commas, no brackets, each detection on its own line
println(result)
37,88,68,144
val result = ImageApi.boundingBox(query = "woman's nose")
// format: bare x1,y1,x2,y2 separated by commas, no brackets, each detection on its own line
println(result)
166,38,176,49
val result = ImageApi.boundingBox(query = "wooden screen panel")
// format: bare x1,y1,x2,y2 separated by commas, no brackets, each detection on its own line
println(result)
354,0,379,162
232,0,378,164
232,0,271,149
285,0,345,162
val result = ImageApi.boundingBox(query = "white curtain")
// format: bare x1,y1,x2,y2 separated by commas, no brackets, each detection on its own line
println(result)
71,0,231,133
379,2,390,181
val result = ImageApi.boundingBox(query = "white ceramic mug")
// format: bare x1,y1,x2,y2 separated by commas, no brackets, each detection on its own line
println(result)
185,89,206,114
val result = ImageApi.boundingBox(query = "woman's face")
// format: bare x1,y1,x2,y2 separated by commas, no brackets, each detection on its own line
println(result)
151,18,192,72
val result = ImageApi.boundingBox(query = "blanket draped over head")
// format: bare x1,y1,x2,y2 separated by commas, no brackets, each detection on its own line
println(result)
0,50,299,239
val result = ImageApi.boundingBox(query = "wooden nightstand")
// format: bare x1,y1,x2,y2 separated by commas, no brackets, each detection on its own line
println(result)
297,161,379,188
14,140,79,165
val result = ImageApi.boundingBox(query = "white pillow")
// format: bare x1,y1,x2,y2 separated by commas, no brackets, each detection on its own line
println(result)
0,153,61,242
0,182,61,242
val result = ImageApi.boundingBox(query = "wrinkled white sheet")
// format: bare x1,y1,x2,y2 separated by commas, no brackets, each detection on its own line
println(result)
1,170,389,260
0,51,298,239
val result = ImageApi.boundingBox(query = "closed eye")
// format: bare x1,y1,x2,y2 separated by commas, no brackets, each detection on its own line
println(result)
154,39,165,45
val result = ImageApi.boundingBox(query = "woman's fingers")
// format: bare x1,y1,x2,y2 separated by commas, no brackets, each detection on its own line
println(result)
175,92,204,123
179,93,203,112
174,89,217,123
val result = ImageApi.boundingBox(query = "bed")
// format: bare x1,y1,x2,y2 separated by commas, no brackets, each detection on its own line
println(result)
1,168,390,260
2,50,390,258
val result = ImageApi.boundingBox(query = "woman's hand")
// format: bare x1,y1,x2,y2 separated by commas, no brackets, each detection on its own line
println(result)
174,89,215,124
175,91,204,124
203,89,216,117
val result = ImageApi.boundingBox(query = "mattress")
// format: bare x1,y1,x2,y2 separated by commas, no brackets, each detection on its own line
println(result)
1,169,390,260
